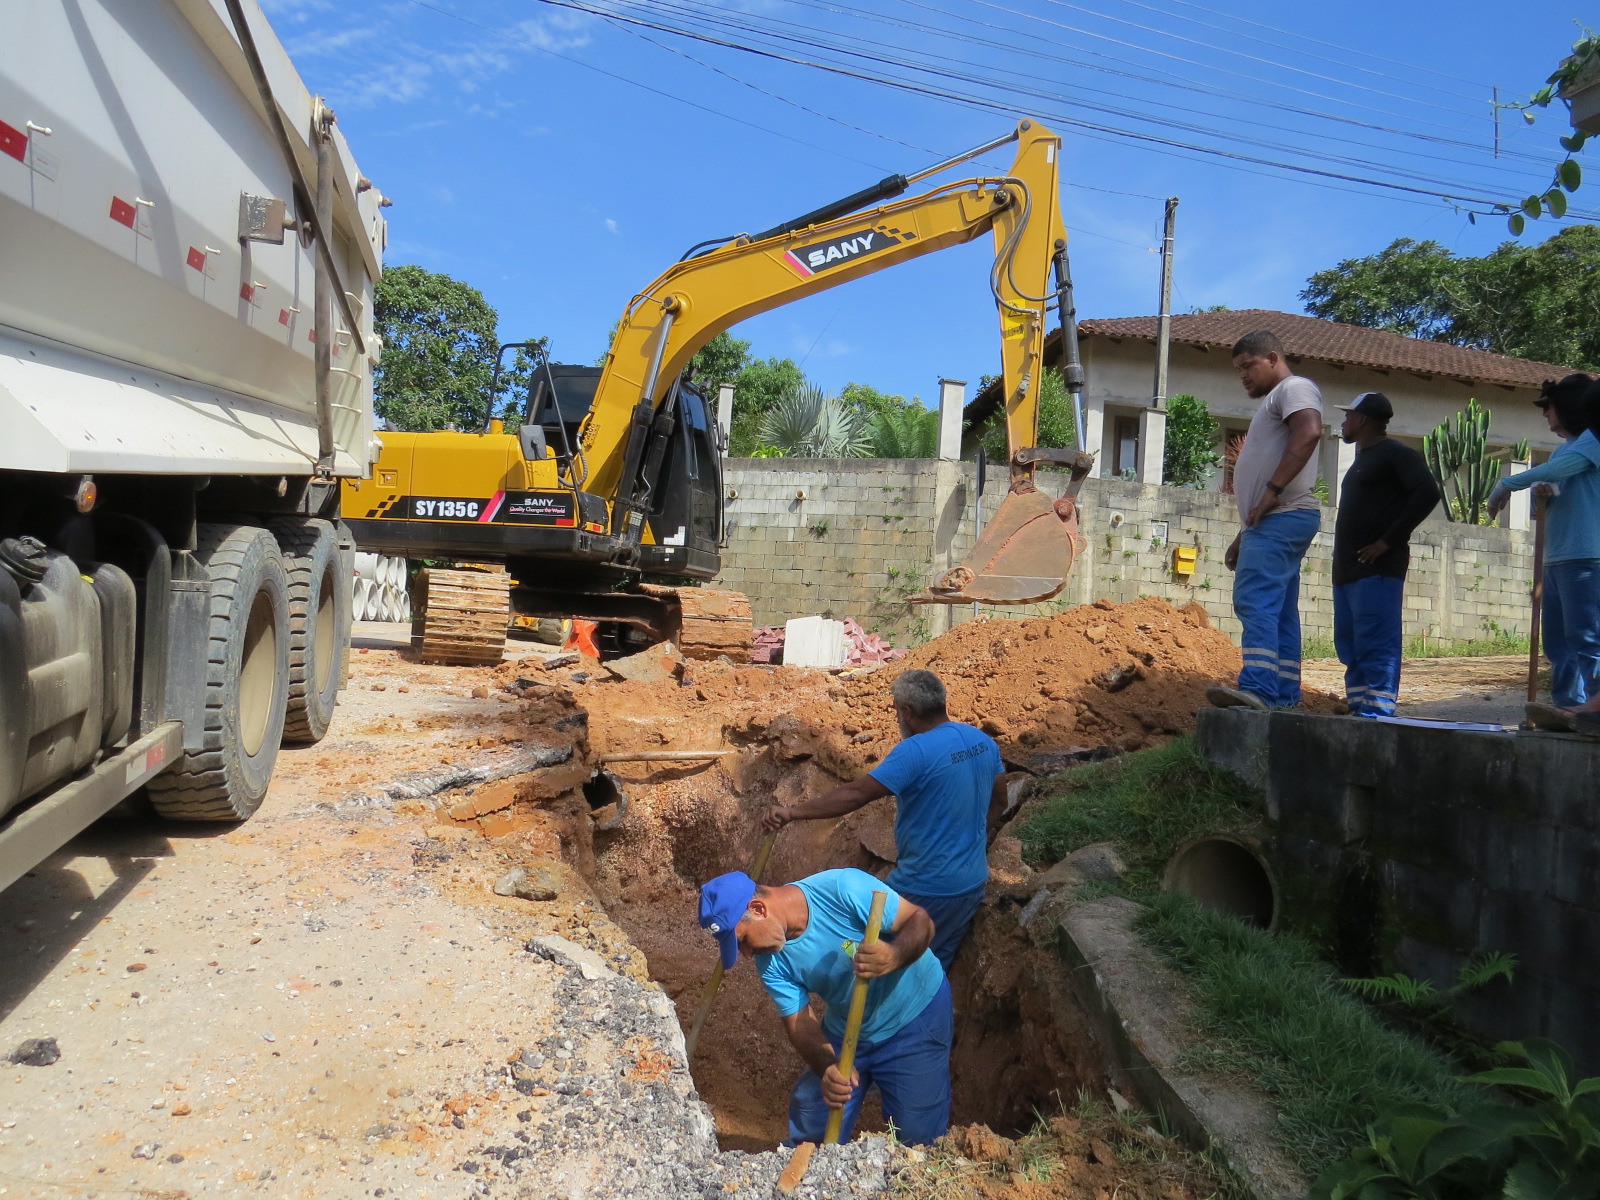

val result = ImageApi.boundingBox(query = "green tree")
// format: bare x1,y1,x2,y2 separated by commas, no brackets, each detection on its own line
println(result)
729,356,806,454
685,331,751,397
374,265,501,432
978,367,1076,461
1301,227,1600,369
1162,394,1222,487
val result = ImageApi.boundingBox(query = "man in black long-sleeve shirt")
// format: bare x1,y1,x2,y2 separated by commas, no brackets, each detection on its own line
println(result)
1332,392,1441,716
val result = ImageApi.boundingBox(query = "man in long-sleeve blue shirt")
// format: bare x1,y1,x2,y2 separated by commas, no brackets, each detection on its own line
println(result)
1489,375,1600,723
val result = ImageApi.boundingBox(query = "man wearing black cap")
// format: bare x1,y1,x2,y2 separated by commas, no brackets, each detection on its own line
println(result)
1332,392,1440,716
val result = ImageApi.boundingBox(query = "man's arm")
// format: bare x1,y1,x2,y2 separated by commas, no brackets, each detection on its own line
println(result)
987,773,1015,841
1368,449,1442,559
779,1007,856,1108
1245,408,1323,527
764,775,890,832
850,896,935,979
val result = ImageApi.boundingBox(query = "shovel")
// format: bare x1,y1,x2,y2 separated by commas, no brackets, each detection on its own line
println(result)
824,889,889,1145
909,453,1092,605
684,828,779,1061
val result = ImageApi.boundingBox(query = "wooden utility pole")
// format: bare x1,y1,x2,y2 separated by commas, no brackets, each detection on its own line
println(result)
1152,197,1179,411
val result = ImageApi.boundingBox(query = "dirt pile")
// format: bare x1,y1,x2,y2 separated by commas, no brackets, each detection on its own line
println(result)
577,597,1248,780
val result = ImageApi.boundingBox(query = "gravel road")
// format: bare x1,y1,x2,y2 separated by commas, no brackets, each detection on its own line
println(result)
0,636,896,1199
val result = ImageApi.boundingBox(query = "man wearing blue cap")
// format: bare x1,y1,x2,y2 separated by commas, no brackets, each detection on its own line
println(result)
761,669,1004,971
698,866,949,1146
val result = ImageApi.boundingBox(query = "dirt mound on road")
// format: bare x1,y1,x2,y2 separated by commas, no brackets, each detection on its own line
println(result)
576,598,1249,778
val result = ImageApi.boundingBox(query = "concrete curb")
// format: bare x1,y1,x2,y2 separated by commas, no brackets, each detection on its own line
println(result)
1043,895,1308,1200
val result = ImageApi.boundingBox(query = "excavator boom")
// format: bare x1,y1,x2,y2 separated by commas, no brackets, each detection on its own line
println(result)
590,118,1090,605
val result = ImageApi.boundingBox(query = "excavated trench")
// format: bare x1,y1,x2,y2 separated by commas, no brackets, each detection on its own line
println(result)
578,744,1113,1152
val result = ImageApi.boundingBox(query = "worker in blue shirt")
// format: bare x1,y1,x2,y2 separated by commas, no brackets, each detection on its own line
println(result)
1489,374,1600,730
762,669,1006,970
697,867,949,1145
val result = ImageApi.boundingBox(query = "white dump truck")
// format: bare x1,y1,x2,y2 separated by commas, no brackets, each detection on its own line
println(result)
0,0,385,888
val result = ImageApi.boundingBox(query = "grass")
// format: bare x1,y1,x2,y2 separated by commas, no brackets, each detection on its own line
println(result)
1302,627,1532,661
1015,736,1262,893
1017,738,1475,1180
1405,627,1530,658
1135,892,1470,1178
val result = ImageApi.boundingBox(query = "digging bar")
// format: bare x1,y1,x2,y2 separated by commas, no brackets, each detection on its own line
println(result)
824,889,889,1146
1527,492,1547,704
684,828,779,1061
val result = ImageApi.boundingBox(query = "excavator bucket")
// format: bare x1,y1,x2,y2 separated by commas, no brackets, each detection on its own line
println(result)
909,458,1092,605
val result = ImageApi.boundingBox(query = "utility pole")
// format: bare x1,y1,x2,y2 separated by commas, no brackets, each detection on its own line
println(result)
1137,197,1178,486
1152,197,1178,411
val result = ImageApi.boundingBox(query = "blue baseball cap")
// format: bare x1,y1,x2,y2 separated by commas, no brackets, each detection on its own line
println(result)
699,871,757,970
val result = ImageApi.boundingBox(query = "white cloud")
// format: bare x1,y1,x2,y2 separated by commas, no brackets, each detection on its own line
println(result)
605,218,619,235
514,11,594,53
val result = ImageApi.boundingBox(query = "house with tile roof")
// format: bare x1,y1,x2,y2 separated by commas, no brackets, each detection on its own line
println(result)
968,309,1574,524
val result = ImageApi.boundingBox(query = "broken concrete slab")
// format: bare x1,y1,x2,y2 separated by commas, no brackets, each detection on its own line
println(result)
1026,842,1128,895
603,641,685,685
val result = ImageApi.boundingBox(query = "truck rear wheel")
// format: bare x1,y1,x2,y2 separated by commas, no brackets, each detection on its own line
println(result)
148,524,289,821
272,517,348,745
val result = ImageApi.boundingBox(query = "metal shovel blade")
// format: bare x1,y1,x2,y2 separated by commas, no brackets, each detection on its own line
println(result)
909,485,1087,606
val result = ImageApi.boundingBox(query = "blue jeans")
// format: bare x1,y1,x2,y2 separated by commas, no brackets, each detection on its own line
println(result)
1545,559,1600,708
1334,576,1405,717
1233,508,1321,707
785,978,952,1147
898,884,986,971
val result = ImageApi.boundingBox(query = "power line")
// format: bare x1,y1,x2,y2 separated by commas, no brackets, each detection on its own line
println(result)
638,0,1545,186
575,0,1580,210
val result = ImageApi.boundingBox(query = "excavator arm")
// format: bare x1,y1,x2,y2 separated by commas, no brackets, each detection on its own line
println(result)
589,119,1092,604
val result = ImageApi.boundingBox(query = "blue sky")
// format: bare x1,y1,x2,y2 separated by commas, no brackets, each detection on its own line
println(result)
264,0,1592,405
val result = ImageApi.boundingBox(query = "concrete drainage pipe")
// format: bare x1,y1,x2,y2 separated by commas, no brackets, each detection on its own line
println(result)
1162,834,1279,930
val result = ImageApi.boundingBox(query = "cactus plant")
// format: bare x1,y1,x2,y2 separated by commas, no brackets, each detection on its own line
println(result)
1421,399,1530,524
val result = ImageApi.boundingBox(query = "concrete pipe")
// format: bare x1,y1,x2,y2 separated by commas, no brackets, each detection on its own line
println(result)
354,552,380,584
354,578,373,621
1162,834,1279,930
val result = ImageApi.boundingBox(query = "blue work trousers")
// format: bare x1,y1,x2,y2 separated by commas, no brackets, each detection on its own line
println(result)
1545,559,1600,708
785,978,952,1147
899,884,986,972
1334,576,1404,717
1233,509,1321,708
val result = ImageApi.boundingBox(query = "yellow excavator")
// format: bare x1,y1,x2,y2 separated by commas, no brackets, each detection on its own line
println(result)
343,119,1094,663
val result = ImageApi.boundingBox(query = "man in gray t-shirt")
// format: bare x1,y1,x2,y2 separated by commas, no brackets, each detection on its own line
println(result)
1209,330,1324,711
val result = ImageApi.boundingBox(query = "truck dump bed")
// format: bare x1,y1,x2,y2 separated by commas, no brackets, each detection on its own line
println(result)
0,0,384,478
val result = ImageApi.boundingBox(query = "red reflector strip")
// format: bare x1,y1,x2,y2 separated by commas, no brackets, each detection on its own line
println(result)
557,517,577,527
240,284,255,302
110,196,137,227
0,120,25,162
186,246,206,272
278,309,291,326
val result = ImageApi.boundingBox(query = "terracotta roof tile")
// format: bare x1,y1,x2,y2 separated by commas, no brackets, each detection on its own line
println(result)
1079,309,1573,389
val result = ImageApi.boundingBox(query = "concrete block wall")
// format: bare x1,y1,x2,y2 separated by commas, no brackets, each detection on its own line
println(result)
1198,708,1600,1072
716,459,1537,649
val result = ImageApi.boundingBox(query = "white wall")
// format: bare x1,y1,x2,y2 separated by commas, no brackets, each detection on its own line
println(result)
1079,336,1563,492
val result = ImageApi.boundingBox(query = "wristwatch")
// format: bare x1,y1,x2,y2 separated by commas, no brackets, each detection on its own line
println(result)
1266,481,1285,495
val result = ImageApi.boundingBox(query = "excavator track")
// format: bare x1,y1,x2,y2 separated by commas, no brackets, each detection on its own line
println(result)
640,584,753,663
412,568,510,666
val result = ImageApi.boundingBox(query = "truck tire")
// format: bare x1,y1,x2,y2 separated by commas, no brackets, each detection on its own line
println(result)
272,517,348,745
148,524,289,821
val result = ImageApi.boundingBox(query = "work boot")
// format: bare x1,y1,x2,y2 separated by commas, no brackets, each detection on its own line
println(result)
1205,685,1267,711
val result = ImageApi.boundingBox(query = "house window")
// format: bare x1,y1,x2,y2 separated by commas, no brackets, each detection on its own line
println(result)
1112,416,1140,477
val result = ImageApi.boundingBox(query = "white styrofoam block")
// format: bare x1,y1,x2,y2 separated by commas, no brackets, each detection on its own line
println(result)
783,616,847,668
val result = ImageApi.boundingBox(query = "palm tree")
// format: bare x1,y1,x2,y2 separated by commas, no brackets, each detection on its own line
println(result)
756,383,873,457
868,405,940,458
